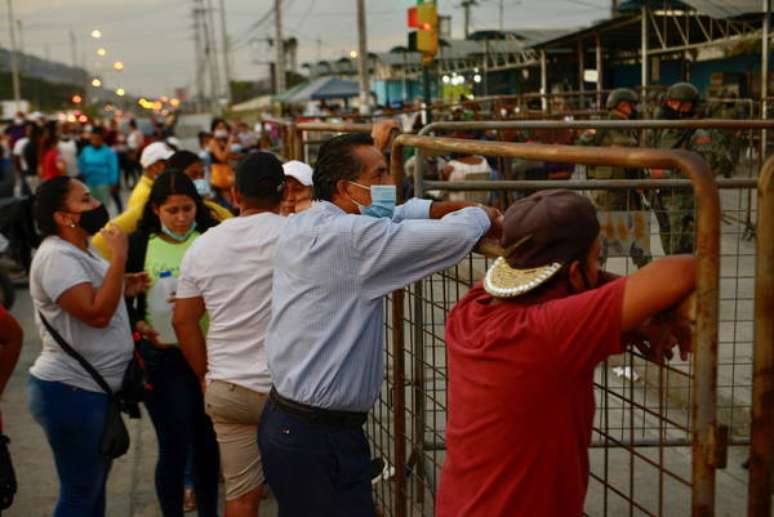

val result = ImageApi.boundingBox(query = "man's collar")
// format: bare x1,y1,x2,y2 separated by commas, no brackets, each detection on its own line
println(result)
316,200,348,215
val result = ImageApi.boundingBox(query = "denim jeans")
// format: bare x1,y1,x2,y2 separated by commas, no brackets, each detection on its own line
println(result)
139,342,219,517
258,399,375,517
27,375,112,517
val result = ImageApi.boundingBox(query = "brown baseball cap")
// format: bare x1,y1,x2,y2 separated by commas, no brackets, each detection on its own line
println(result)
484,190,600,297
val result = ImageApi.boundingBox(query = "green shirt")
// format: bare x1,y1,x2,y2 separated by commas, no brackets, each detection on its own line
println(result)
144,232,207,340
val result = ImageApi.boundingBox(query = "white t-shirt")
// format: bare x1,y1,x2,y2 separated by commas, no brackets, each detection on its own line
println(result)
127,129,144,151
29,237,133,392
177,212,286,393
58,139,79,177
12,137,29,171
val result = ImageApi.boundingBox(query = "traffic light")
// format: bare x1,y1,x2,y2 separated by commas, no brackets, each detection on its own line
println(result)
416,3,438,56
407,1,438,58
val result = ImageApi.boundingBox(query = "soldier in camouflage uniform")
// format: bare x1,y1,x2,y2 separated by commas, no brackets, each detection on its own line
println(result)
646,82,719,255
578,88,641,210
578,88,650,266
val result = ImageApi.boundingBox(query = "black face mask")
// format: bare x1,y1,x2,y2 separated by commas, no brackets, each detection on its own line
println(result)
71,204,109,235
661,105,680,120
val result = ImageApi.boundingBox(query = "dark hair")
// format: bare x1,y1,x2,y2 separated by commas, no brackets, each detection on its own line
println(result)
168,150,200,172
90,126,105,138
129,119,137,129
313,132,374,201
210,118,228,132
34,176,72,238
197,131,212,145
40,123,59,153
137,169,218,237
235,152,285,209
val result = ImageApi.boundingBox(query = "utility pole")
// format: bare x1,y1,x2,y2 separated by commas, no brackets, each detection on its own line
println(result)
356,0,370,114
218,0,232,102
69,29,78,68
499,0,504,31
5,0,21,109
204,0,222,112
274,0,286,93
16,18,24,73
460,0,477,39
192,0,206,107
611,0,618,17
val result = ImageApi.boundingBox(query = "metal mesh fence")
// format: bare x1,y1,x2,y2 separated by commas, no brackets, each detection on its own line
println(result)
366,174,756,516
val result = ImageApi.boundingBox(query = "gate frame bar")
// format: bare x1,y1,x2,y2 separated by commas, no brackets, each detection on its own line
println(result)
392,134,722,517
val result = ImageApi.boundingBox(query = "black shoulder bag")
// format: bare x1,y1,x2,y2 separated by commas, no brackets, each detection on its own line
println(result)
38,313,130,459
0,423,16,511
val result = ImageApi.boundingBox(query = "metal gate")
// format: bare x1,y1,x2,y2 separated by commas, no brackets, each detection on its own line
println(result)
369,135,723,517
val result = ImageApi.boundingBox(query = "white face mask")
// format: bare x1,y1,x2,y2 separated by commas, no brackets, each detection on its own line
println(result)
214,129,228,139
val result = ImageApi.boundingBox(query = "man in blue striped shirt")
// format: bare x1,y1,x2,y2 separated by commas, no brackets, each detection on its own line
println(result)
259,129,500,516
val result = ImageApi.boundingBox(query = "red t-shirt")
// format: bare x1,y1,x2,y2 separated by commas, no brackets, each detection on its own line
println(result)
437,278,627,517
41,148,63,181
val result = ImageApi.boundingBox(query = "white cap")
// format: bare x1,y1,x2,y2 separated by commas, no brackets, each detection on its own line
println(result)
166,136,182,150
140,142,175,169
282,160,314,187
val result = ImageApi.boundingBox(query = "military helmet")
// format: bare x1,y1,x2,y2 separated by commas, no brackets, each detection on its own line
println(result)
666,82,700,102
606,88,639,110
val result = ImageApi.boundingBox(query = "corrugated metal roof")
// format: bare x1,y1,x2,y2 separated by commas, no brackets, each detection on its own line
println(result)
619,0,763,18
468,28,577,45
682,0,763,19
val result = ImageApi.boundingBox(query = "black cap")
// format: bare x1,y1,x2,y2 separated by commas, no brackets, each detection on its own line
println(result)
235,151,285,197
501,190,599,269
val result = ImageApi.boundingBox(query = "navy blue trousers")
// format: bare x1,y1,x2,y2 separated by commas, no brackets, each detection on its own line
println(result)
140,343,219,517
258,399,376,517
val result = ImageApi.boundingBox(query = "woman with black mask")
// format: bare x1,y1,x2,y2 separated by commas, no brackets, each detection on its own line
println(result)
27,176,147,517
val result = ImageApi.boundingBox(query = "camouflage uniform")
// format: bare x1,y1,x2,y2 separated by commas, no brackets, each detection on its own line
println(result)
711,92,742,177
578,111,641,211
578,88,649,265
644,84,699,254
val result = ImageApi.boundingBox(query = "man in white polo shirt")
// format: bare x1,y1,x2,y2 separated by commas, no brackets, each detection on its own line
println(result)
280,160,313,215
174,151,286,517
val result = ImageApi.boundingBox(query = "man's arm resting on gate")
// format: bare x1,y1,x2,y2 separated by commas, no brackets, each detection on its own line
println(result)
173,296,208,382
620,256,696,361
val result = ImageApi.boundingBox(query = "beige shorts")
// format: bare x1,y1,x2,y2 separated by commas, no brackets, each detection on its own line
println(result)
204,380,267,500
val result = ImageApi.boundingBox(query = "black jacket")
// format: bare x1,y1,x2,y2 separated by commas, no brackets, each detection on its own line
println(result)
125,231,151,328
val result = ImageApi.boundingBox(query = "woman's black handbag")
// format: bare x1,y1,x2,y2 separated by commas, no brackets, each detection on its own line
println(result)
38,313,130,459
117,336,150,419
0,432,16,510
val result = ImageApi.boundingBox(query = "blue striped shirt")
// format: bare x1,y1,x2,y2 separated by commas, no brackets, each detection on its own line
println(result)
266,199,491,412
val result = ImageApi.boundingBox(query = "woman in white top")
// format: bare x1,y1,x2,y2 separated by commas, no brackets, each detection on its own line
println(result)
27,176,145,517
443,154,492,204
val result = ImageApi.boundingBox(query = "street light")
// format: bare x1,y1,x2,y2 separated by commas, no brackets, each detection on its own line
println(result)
90,29,102,39
91,78,102,87
349,50,358,59
116,88,125,96
97,48,107,57
112,61,124,71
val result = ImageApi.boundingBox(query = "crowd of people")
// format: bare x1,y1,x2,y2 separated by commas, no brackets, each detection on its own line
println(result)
0,105,698,517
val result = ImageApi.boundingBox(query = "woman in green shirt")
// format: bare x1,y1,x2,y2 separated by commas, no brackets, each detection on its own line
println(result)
126,169,220,517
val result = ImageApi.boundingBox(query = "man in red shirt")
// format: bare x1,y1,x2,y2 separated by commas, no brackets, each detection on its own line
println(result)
437,190,694,516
